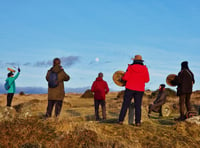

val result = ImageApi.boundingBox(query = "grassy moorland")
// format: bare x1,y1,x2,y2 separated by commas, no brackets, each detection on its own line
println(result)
0,90,199,148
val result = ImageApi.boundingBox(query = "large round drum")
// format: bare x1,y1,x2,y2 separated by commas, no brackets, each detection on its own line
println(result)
113,70,126,87
7,67,16,72
166,74,177,87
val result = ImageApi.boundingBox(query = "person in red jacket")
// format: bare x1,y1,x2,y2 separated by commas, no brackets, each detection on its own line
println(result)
119,55,150,126
91,72,109,121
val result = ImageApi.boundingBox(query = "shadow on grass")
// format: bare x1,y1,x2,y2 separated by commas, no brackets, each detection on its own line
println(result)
158,119,176,125
85,115,95,121
149,114,176,125
65,110,81,116
99,118,119,124
148,115,160,119
84,116,119,124
108,111,119,118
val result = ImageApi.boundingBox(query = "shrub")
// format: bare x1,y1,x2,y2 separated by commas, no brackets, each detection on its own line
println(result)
0,118,57,147
81,89,94,98
58,128,99,147
19,91,25,95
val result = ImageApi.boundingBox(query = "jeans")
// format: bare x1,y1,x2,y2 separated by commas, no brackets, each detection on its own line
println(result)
7,93,14,107
94,99,106,120
46,100,63,117
179,93,191,118
119,89,144,124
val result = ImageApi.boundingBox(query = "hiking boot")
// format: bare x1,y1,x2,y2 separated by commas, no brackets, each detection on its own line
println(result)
135,123,141,126
118,121,123,125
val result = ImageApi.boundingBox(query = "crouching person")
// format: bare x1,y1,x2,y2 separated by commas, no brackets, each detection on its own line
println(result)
148,84,167,117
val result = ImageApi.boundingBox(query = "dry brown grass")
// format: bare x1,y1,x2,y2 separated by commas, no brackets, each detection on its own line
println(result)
0,91,199,148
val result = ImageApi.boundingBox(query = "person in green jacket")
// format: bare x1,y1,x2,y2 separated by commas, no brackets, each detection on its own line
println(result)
5,68,20,106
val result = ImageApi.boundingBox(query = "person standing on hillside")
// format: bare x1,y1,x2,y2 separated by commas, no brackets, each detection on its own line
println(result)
175,61,195,121
119,55,150,126
5,68,20,107
45,58,70,118
91,72,109,121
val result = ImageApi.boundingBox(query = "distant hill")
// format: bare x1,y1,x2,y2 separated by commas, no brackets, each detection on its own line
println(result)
0,84,90,94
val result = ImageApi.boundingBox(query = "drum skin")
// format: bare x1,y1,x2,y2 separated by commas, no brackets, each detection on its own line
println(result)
166,74,177,87
113,70,126,87
7,67,16,72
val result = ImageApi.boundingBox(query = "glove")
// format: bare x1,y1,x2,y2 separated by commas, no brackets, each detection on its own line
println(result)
18,68,21,72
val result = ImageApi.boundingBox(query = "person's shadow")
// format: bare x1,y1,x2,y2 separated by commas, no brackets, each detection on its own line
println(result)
98,118,119,124
158,119,176,125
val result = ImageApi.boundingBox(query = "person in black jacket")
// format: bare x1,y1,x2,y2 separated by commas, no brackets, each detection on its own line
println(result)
148,84,167,117
175,61,195,121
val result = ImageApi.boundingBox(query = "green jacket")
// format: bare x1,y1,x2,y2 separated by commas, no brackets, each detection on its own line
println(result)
46,65,70,100
6,72,20,93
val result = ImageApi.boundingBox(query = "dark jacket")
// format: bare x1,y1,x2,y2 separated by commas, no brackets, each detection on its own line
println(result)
91,77,109,100
122,63,150,91
177,69,194,96
150,90,167,112
46,65,70,100
153,91,167,105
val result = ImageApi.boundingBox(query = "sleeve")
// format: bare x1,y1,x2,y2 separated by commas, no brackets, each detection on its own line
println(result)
191,71,195,84
63,70,70,81
145,66,150,83
104,82,109,94
154,93,167,105
122,65,130,81
91,81,96,92
46,70,50,81
13,72,20,80
177,71,183,85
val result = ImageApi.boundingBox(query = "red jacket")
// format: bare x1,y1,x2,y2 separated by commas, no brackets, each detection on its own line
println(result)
91,77,109,100
122,64,150,91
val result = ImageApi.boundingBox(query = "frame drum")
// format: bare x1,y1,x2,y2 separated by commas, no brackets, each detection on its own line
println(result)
113,70,126,87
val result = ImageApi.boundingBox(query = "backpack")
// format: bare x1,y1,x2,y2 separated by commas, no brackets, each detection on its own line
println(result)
4,80,11,90
48,71,59,88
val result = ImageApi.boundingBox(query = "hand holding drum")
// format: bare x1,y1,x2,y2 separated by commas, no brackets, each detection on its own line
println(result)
166,74,178,87
113,71,126,87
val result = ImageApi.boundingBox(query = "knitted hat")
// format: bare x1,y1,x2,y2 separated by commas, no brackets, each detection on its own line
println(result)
98,72,103,77
181,61,189,69
8,72,14,77
160,84,165,88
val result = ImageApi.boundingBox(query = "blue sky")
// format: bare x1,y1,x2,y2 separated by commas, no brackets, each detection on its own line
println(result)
0,0,200,92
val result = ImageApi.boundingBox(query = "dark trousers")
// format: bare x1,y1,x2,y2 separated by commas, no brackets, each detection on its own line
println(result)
46,100,63,117
94,99,106,120
148,104,162,115
119,89,144,124
7,93,14,107
179,93,191,118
